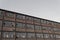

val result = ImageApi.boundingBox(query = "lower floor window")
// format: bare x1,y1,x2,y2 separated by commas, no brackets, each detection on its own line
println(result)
36,33,43,38
16,32,26,38
44,34,49,38
27,33,35,38
2,32,15,38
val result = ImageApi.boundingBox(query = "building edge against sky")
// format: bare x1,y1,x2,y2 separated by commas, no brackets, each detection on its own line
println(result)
0,8,60,40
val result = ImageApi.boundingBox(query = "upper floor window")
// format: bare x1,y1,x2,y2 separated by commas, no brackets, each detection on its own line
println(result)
0,20,2,27
53,28,58,32
47,21,52,25
42,26,48,30
53,28,60,32
41,19,47,24
44,34,49,38
53,22,55,25
27,33,35,38
2,32,15,38
33,18,40,23
26,16,33,21
26,24,34,30
3,21,15,27
16,14,25,20
5,12,15,18
51,22,54,25
56,35,60,38
16,32,26,38
35,25,41,30
47,27,53,31
0,11,3,18
16,22,25,29
36,33,43,38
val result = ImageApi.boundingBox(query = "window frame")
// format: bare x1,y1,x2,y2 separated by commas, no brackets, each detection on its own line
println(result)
26,16,33,21
35,25,41,30
33,18,40,23
46,21,52,25
27,33,35,38
43,34,50,38
16,14,25,20
3,21,15,27
16,22,25,29
36,33,43,38
16,32,26,38
47,27,53,31
0,10,3,18
26,24,34,30
2,32,15,38
42,26,48,30
40,19,47,24
0,20,2,27
53,27,60,32
5,12,15,18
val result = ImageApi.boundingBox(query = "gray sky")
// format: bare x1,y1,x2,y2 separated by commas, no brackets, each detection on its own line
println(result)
0,0,60,22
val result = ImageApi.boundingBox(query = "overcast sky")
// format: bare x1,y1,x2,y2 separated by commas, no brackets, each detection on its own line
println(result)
0,0,60,22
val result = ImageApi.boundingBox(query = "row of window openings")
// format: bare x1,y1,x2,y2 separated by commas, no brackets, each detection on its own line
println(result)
0,32,60,38
0,22,40,30
0,12,51,24
0,21,60,32
0,11,31,21
0,21,53,30
0,11,60,25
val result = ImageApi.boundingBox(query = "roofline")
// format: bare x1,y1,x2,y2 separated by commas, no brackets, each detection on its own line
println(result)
0,8,60,24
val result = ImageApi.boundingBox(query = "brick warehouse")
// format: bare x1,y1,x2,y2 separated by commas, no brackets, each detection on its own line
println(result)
0,9,60,40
